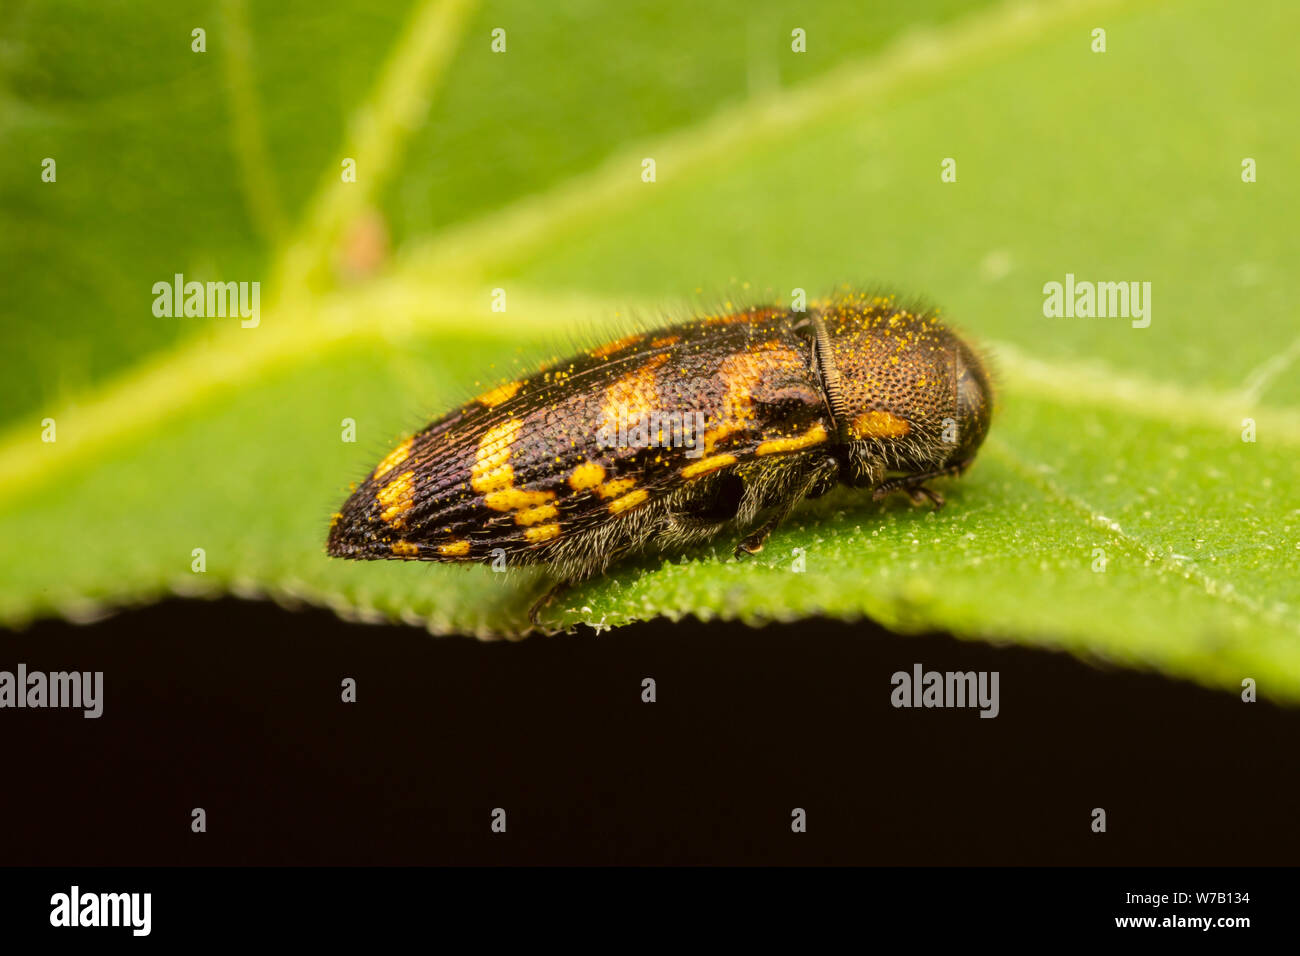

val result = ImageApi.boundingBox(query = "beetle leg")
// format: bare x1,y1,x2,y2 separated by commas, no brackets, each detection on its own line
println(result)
734,457,838,559
905,485,945,509
873,460,971,510
734,530,769,557
873,475,945,509
528,578,572,629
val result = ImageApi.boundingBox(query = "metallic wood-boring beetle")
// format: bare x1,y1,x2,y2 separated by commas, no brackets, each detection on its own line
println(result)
327,293,993,625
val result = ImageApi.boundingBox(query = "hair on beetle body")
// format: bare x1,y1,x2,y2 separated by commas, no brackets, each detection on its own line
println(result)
327,290,994,629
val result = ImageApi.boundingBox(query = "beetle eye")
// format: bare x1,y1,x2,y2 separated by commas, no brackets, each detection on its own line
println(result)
954,347,992,460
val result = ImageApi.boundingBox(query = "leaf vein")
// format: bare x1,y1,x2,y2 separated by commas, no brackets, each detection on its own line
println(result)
988,438,1295,633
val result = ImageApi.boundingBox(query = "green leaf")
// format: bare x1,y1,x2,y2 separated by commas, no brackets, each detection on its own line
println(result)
2,0,1297,703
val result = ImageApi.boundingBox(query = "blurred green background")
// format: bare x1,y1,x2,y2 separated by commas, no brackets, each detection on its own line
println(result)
1,0,1297,699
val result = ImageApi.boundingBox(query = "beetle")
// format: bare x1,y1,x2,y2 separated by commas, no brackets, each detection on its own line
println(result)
326,292,993,626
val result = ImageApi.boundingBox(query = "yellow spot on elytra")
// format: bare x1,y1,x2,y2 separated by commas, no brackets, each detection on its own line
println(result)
756,424,829,456
568,461,606,490
437,539,471,557
391,540,419,556
608,489,649,514
329,511,343,531
471,420,522,494
850,410,911,439
484,487,554,511
681,454,737,478
700,422,746,449
701,345,802,453
590,333,645,358
595,477,636,499
377,469,416,528
374,436,413,480
471,418,556,514
597,353,669,437
515,503,558,526
650,334,680,347
525,523,560,543
476,381,522,407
